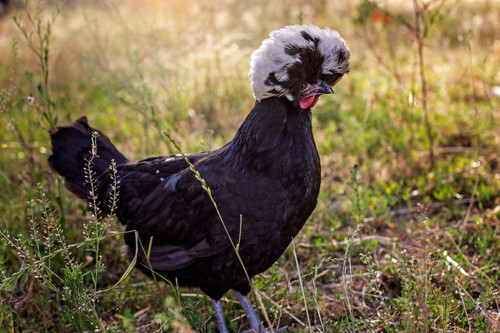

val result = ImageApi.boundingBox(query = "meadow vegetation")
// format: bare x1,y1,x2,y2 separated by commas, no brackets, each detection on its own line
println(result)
0,0,498,331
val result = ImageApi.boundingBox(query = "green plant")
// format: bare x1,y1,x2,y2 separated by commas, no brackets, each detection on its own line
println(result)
1,135,122,331
12,0,68,128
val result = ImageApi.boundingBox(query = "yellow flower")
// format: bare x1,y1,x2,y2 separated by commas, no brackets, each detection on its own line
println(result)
2,143,7,149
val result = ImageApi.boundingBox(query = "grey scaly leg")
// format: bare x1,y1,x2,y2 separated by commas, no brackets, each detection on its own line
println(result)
211,298,229,333
234,290,261,332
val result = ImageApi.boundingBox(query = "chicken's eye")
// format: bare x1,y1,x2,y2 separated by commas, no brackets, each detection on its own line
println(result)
301,83,308,90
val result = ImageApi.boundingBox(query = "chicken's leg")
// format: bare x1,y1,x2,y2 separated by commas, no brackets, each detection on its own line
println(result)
211,298,229,333
234,290,262,332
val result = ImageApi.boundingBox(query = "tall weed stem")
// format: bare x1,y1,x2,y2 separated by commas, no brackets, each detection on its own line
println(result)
12,0,68,127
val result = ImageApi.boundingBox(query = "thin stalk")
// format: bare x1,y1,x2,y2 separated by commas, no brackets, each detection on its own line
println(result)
12,0,68,127
413,0,435,169
292,238,312,332
162,131,251,285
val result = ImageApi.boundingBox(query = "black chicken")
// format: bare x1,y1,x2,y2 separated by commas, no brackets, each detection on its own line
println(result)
49,24,350,332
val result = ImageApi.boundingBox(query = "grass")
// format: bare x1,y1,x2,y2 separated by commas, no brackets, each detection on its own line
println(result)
0,0,499,332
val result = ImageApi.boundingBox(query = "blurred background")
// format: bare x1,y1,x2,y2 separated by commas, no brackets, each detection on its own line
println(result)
0,0,498,332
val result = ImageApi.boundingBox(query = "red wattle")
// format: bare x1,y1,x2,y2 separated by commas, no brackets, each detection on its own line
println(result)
299,95,320,109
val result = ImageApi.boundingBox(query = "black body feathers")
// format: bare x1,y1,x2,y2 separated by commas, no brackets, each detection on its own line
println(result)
48,97,321,300
48,116,127,199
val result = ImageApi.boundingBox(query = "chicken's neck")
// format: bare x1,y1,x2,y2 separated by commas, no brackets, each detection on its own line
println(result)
225,97,318,168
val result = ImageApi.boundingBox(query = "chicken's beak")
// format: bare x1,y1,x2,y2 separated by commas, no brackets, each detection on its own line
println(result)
310,80,334,95
298,80,334,109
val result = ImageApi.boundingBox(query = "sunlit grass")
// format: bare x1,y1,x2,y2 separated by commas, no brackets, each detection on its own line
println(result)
0,0,499,331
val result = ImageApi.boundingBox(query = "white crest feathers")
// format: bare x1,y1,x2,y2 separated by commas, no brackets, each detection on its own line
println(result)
248,24,350,101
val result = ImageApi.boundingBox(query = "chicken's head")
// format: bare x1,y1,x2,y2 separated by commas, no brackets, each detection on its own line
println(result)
249,25,350,109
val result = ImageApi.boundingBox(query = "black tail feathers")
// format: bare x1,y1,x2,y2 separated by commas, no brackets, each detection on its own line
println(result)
48,116,128,199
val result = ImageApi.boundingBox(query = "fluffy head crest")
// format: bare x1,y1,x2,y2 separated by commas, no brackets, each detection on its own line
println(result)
249,25,350,101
